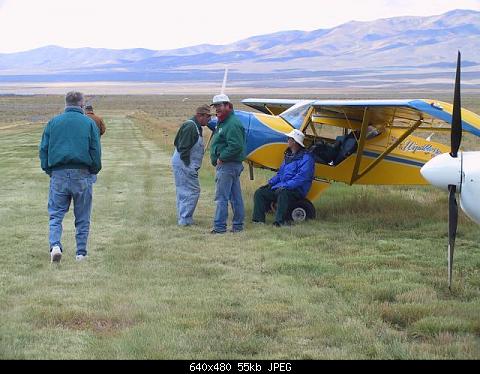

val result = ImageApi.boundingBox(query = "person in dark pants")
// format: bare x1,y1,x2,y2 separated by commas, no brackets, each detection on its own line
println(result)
39,91,101,263
252,129,314,226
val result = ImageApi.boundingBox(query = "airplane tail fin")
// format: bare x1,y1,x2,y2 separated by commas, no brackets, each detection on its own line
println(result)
221,67,228,95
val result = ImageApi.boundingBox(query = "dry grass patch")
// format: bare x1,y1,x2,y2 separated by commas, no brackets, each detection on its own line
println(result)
32,309,135,335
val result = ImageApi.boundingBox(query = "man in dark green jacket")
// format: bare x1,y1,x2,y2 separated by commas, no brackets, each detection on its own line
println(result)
209,94,246,234
171,104,213,226
39,91,101,263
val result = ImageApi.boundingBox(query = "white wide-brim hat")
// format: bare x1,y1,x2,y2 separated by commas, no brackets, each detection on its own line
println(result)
286,129,305,147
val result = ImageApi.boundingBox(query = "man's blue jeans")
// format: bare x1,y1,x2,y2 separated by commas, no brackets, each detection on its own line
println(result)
48,169,95,256
214,162,245,232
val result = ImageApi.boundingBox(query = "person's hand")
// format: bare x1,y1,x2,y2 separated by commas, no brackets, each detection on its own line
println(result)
217,159,224,166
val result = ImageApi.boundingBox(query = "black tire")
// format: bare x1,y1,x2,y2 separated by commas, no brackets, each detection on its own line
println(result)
285,199,316,223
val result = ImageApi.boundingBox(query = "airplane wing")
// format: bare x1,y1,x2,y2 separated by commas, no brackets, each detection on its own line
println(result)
241,98,302,115
411,99,480,137
242,98,480,136
308,99,480,136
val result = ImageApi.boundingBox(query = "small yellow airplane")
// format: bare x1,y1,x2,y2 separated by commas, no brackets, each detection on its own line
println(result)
235,78,480,224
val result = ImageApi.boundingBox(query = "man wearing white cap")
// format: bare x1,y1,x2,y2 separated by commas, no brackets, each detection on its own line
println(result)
209,94,246,233
252,129,315,226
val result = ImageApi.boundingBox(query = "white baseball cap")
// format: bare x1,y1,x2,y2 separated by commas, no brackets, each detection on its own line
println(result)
286,129,305,147
211,94,231,105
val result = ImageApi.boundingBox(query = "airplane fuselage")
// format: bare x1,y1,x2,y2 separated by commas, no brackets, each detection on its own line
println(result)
235,110,449,187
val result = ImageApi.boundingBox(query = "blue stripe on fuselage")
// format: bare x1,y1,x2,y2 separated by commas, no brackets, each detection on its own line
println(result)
362,151,425,167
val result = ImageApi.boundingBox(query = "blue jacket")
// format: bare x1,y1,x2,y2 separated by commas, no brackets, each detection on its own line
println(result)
269,149,315,198
39,107,102,175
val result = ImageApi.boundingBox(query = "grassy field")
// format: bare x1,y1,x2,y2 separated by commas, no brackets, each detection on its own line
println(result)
0,94,479,359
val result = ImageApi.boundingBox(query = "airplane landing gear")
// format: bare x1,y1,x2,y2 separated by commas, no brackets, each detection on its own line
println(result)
286,199,316,223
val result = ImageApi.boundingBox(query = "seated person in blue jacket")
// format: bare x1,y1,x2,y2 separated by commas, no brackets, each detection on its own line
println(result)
252,129,315,226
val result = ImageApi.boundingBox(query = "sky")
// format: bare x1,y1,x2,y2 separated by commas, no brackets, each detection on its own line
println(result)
0,0,479,53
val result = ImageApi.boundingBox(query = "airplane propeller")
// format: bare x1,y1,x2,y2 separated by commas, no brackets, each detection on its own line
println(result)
421,52,467,290
447,51,462,290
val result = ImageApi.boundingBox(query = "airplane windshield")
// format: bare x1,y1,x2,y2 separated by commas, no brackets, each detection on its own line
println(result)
280,101,313,129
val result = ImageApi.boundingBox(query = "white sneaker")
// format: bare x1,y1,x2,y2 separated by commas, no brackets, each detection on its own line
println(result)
75,254,87,261
50,245,62,263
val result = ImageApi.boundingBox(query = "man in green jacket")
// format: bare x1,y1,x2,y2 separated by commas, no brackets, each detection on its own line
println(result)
172,104,213,226
39,91,101,263
209,94,246,234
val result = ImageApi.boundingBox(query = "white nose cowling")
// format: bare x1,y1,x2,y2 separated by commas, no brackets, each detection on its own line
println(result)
459,152,480,225
421,151,480,225
420,153,463,191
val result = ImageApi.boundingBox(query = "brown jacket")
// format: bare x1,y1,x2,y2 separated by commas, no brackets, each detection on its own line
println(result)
86,111,106,136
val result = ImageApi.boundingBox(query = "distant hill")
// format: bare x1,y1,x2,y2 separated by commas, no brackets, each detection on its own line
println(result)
0,9,479,89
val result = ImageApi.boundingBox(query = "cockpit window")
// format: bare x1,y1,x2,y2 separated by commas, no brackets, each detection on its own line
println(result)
280,101,313,129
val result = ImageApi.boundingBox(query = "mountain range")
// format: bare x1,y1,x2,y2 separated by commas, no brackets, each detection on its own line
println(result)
0,9,479,89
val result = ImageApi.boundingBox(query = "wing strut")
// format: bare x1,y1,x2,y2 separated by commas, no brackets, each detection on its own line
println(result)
349,106,424,185
350,119,424,184
350,108,370,185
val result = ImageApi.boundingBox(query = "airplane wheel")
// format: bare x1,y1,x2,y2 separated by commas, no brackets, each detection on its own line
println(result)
286,199,316,223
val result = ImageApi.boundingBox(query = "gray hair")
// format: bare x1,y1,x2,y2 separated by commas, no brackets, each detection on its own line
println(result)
65,91,85,107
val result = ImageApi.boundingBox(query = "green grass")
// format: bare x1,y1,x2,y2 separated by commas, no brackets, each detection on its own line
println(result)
0,96,479,359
